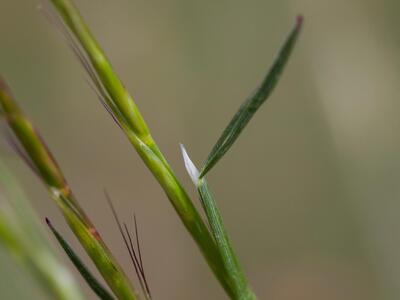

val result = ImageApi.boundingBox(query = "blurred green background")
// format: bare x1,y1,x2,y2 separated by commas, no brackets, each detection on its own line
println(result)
1,0,399,299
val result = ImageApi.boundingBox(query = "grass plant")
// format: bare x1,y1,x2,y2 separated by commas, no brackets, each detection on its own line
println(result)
0,0,302,299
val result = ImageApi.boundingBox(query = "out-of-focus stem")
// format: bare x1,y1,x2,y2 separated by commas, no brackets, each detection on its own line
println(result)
0,78,139,300
0,160,86,300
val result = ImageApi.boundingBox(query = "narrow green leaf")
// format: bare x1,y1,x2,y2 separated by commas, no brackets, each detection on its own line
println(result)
181,145,256,300
46,218,115,300
200,16,303,178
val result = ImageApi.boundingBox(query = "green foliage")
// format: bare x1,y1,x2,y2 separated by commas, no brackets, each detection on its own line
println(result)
47,0,236,297
200,16,303,178
180,16,302,300
181,15,303,300
0,0,302,299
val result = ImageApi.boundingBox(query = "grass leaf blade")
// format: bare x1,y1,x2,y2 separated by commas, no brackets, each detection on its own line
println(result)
200,16,303,178
46,218,115,300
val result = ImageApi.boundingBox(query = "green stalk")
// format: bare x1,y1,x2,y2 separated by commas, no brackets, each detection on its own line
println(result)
181,145,256,300
0,78,138,300
49,0,235,296
197,179,256,300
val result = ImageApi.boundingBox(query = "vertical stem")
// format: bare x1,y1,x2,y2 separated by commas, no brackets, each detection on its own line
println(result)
197,178,257,300
49,0,236,296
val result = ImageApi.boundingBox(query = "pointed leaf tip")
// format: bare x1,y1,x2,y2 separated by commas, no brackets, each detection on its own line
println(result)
199,16,303,178
180,144,200,185
296,15,304,28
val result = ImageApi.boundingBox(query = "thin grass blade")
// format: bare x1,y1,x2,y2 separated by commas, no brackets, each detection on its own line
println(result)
199,16,303,178
46,218,115,300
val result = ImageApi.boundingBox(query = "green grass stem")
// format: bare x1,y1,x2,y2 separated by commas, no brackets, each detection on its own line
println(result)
181,145,256,300
46,1,303,298
48,0,236,296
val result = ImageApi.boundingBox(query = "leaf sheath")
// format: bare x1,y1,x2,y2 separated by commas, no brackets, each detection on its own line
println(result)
181,145,256,300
